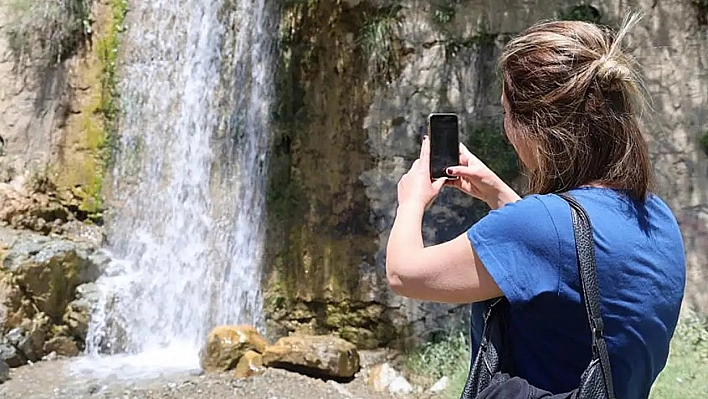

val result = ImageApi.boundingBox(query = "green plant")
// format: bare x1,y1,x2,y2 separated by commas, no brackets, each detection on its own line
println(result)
650,312,708,398
358,7,402,85
433,5,455,25
403,330,470,396
5,0,93,66
699,132,708,156
557,4,603,24
445,26,497,58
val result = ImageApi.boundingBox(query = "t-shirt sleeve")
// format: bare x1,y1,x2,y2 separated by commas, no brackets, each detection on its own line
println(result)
467,195,562,306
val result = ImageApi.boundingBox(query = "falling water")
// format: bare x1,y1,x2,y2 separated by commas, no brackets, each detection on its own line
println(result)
71,0,277,378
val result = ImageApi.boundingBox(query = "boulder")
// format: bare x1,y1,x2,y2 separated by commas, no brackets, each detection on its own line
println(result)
233,350,265,378
63,283,100,339
0,228,105,333
43,336,80,357
59,221,106,247
199,325,269,372
0,358,9,383
0,228,105,366
0,184,72,235
262,335,360,379
19,312,51,362
0,272,32,330
0,342,24,368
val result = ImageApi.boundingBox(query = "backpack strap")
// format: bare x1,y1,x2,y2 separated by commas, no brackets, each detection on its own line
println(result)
558,193,616,399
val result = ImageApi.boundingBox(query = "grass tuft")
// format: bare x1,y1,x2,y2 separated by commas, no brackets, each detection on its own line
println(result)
433,5,455,25
4,0,93,67
358,7,402,85
650,311,708,399
403,330,470,398
405,313,708,399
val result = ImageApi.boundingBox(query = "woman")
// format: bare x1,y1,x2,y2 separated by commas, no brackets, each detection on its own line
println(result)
385,13,686,399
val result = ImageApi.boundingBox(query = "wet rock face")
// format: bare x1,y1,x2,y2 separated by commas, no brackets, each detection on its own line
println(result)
0,227,107,367
264,0,512,349
265,0,708,348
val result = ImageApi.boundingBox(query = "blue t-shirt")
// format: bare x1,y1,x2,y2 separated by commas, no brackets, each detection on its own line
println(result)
466,187,686,399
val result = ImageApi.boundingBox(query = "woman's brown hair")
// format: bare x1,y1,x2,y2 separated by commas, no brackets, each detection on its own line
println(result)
499,12,654,200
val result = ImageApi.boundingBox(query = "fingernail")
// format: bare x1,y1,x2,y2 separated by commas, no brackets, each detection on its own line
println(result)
423,135,428,141
446,168,453,175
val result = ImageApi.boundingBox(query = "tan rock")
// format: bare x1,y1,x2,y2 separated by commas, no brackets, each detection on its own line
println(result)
262,335,360,379
0,185,72,234
233,350,265,379
368,363,398,392
199,325,269,373
43,336,80,357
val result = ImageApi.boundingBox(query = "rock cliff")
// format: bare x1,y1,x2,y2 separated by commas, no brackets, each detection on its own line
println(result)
0,0,706,353
264,0,708,347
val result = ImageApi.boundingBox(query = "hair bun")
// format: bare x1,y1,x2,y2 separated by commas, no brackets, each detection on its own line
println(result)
595,55,631,91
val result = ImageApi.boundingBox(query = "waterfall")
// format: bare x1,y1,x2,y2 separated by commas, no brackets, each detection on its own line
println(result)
71,0,277,378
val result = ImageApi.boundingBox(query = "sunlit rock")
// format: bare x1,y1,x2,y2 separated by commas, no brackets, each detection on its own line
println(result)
233,350,265,378
199,325,269,373
262,335,360,379
368,362,398,392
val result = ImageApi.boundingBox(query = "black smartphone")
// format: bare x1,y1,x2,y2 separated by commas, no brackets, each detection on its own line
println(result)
427,113,460,180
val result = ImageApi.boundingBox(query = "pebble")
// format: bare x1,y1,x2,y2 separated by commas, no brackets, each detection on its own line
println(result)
429,376,449,393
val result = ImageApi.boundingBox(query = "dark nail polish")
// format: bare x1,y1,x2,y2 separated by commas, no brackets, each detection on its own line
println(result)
446,168,453,175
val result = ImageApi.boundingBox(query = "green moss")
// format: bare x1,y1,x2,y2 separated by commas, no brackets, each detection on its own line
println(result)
78,0,127,217
97,0,128,168
699,132,708,156
557,4,602,24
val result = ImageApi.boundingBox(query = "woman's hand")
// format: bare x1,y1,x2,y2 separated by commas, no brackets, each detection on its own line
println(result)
397,136,447,212
446,143,521,209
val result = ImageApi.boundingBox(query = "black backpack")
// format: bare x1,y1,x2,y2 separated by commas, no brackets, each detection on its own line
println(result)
460,193,616,399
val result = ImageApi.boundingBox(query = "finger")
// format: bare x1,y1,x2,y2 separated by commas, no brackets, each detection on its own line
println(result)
446,165,481,179
459,143,482,164
459,142,485,166
419,136,430,175
431,177,447,192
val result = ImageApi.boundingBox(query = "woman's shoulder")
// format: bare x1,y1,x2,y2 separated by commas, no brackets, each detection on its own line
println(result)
470,194,560,247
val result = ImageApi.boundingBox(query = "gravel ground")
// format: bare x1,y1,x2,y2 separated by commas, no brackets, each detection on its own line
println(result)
0,353,436,399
